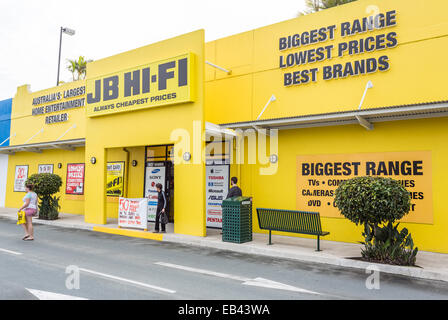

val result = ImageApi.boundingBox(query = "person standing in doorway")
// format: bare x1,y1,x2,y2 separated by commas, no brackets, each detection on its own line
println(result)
226,177,242,199
153,183,167,233
18,183,38,241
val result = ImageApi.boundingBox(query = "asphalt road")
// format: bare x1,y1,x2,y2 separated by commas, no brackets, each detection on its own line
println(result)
1,217,448,300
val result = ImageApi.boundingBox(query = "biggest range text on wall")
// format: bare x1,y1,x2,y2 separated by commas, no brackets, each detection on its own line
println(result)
296,151,433,224
279,10,398,86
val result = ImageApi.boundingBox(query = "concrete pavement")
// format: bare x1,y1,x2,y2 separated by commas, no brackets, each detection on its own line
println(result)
1,207,448,284
1,217,448,300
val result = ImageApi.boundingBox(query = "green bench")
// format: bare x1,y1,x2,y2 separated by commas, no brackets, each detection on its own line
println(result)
256,208,330,251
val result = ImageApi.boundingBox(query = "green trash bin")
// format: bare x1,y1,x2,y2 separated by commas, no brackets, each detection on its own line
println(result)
222,196,253,243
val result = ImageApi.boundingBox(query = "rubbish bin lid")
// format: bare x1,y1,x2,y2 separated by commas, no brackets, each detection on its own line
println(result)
222,196,252,203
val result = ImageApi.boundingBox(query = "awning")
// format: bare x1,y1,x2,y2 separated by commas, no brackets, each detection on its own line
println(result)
0,138,85,155
205,121,237,140
219,101,448,131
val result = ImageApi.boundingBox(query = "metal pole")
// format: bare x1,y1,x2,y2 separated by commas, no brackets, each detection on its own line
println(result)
57,27,63,86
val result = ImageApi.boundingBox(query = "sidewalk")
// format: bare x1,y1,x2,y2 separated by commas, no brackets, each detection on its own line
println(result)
1,207,448,283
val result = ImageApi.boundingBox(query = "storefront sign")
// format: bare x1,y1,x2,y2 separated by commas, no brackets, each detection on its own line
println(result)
280,10,398,87
45,113,68,124
38,164,53,174
66,163,85,195
14,165,28,192
144,165,166,222
297,151,433,224
107,162,125,197
86,53,195,117
118,197,148,230
206,165,229,228
31,86,85,125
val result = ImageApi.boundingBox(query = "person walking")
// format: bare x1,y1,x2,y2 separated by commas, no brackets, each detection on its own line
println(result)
225,177,242,199
18,183,38,241
153,183,167,233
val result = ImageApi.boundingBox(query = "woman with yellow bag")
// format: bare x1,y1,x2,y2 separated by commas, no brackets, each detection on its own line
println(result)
17,183,38,241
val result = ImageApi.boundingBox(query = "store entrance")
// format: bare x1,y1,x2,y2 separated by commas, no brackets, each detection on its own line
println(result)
144,145,174,223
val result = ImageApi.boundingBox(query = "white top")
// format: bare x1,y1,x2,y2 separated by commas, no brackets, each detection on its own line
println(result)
23,191,38,210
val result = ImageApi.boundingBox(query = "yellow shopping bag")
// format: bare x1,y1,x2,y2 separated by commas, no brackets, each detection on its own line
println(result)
17,211,26,225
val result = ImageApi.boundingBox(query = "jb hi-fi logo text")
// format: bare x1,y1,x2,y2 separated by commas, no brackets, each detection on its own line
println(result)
279,10,398,86
86,54,192,116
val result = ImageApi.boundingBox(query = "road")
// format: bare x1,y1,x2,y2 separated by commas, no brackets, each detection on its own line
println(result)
1,217,448,300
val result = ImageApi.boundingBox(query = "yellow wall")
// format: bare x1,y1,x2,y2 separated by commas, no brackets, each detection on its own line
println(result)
10,81,86,145
5,148,85,215
205,0,448,252
84,30,206,236
6,71,87,215
205,0,448,122
248,118,448,253
5,0,448,253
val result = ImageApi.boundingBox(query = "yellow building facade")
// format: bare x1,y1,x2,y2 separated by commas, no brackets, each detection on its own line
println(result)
2,0,448,252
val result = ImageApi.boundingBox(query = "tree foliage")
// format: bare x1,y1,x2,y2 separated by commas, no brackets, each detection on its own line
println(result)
300,0,358,15
26,173,62,220
334,176,411,226
66,56,92,81
334,176,418,266
362,222,419,266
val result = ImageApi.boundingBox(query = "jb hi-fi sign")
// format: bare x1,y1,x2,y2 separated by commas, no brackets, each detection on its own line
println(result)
86,53,195,117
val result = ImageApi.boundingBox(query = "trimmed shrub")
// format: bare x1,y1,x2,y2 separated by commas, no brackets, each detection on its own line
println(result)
26,173,62,220
334,176,411,226
334,176,418,266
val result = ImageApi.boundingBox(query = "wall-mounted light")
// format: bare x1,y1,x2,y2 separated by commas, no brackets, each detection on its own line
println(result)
90,157,97,164
58,163,62,169
132,160,138,167
183,152,191,162
269,154,278,164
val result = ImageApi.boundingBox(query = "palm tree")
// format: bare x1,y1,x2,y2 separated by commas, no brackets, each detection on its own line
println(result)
76,56,92,80
66,56,93,81
300,0,358,15
67,59,77,81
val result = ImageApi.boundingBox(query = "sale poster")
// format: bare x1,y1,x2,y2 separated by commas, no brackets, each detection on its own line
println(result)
205,165,229,228
66,163,85,195
14,165,28,192
118,197,148,230
144,164,165,222
107,162,125,197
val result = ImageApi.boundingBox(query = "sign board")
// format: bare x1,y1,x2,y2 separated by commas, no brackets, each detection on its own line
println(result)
66,163,85,195
118,197,148,230
38,164,54,174
297,151,433,224
144,165,166,222
14,165,28,192
206,165,229,228
280,10,398,87
107,161,125,197
31,85,85,125
86,53,195,117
